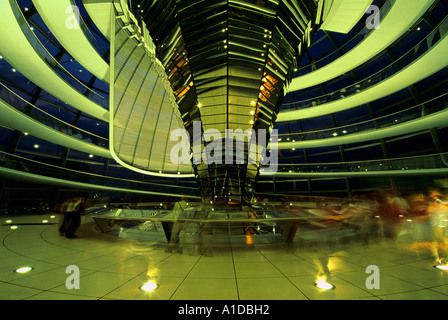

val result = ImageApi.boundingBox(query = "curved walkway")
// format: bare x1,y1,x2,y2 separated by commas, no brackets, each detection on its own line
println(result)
276,106,448,150
32,0,110,84
277,27,448,122
0,166,199,199
0,0,109,122
82,0,113,41
0,97,196,177
287,0,436,92
0,98,111,158
270,168,448,178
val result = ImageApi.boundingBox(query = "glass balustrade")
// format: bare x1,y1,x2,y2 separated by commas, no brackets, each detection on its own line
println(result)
0,81,108,148
282,14,448,111
0,150,198,195
75,4,109,58
263,152,448,174
276,92,448,142
292,0,394,77
12,0,109,108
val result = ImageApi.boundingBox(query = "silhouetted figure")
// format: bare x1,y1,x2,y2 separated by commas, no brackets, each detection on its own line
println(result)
59,195,85,238
427,190,448,265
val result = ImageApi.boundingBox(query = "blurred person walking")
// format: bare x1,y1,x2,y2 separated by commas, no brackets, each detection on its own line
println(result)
427,190,448,266
59,195,85,239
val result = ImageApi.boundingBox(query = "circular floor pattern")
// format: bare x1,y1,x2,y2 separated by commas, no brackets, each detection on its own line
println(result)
1,214,448,300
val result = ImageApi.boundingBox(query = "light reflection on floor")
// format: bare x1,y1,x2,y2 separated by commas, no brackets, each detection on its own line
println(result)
1,214,448,300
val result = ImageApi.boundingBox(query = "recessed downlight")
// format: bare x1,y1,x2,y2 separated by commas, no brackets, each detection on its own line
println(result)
14,267,33,273
434,264,448,271
314,279,335,290
140,280,158,292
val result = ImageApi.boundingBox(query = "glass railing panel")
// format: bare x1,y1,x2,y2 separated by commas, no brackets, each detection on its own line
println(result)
0,150,199,196
73,0,110,57
283,14,448,111
292,0,394,77
0,81,109,148
266,152,448,174
11,0,109,108
276,93,448,142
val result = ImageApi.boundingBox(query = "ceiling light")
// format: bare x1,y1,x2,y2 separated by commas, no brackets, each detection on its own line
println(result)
24,132,29,135
89,154,94,158
10,226,18,230
34,144,39,148
250,110,255,115
251,101,256,106
197,103,202,107
14,267,33,273
332,133,338,136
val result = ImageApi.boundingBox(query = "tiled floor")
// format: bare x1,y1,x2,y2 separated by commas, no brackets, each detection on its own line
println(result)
1,214,448,300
